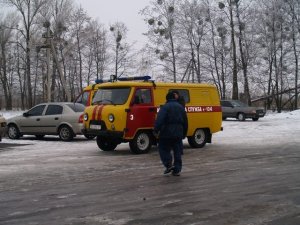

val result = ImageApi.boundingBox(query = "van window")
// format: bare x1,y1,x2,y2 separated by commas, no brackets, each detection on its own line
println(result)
76,91,89,106
169,89,190,103
134,88,152,104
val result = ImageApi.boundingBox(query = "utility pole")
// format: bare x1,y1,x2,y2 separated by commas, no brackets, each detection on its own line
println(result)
38,21,52,102
46,26,51,102
37,21,71,102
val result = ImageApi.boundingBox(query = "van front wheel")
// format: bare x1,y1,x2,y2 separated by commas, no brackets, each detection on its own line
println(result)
188,128,208,148
129,131,151,154
96,136,117,151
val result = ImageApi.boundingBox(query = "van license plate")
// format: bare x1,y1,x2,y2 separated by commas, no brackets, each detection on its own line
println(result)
90,124,101,130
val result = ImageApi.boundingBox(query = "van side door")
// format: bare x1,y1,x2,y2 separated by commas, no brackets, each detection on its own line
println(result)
125,88,156,138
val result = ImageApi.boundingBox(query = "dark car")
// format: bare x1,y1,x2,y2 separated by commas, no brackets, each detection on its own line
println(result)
221,100,265,121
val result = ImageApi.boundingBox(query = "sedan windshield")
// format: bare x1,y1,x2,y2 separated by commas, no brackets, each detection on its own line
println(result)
92,88,131,105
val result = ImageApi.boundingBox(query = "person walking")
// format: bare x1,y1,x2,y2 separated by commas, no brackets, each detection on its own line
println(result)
154,92,188,176
171,90,186,155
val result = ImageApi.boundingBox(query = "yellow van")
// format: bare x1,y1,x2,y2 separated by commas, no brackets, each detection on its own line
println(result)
75,83,101,107
75,77,112,107
82,76,222,154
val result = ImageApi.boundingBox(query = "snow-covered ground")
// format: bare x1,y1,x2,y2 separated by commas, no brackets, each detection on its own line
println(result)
1,109,300,148
215,110,300,146
1,109,300,225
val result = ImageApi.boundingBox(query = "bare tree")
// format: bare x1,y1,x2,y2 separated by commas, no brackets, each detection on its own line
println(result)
285,0,299,110
109,22,131,78
234,0,252,105
219,1,239,100
47,0,73,101
2,0,48,108
0,13,19,110
87,20,108,81
70,6,90,90
177,0,209,83
141,0,179,82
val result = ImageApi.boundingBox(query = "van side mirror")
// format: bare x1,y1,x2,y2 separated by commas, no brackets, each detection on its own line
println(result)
23,112,29,117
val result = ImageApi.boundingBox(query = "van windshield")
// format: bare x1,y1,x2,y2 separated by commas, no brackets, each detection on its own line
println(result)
92,88,131,105
75,90,90,106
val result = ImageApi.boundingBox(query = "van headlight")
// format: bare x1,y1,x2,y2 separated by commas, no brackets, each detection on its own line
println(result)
108,114,115,122
83,113,89,121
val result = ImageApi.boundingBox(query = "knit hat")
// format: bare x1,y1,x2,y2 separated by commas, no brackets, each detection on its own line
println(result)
172,90,179,95
166,92,175,101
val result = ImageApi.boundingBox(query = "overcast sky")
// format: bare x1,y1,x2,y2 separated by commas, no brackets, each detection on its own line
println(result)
75,0,150,48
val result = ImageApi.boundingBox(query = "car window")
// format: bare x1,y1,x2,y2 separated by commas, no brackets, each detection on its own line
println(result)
232,100,247,107
66,103,85,112
221,101,232,107
46,105,63,115
27,105,46,116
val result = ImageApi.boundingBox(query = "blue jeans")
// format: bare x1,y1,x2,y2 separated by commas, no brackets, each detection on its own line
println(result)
158,138,182,173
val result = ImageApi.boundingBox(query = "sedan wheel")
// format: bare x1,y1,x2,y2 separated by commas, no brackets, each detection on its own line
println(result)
8,124,21,139
59,125,74,141
237,113,246,121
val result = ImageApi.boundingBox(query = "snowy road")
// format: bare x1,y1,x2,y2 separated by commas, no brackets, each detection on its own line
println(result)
0,111,300,225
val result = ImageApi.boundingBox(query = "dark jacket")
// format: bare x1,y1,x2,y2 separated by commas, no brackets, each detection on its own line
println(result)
154,99,188,139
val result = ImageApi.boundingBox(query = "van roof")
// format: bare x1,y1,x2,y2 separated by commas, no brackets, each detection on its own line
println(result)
97,81,216,89
83,83,102,91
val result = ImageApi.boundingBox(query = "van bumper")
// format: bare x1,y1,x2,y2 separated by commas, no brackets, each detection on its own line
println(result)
82,128,124,138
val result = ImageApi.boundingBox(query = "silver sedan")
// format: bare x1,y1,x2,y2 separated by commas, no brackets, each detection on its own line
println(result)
7,102,86,141
221,100,265,121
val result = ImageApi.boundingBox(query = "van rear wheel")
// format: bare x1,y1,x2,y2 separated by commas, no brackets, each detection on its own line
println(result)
188,128,208,148
129,131,151,154
96,136,117,151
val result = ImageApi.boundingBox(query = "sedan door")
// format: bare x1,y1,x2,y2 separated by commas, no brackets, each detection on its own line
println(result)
221,101,235,118
41,104,63,134
19,104,46,133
